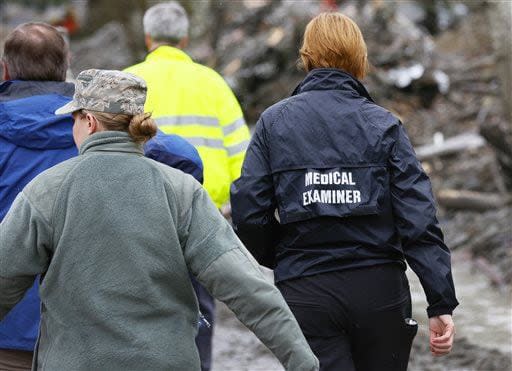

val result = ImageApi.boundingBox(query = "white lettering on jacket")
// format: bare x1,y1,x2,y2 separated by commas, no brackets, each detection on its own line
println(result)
305,171,356,186
303,171,361,206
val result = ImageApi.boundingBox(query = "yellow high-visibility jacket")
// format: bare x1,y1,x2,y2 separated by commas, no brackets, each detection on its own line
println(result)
125,46,250,207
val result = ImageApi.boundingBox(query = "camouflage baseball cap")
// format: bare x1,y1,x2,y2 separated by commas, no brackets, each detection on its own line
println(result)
55,69,147,115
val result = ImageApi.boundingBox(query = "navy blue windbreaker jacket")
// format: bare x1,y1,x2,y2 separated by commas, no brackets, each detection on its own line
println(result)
0,80,76,351
231,69,458,317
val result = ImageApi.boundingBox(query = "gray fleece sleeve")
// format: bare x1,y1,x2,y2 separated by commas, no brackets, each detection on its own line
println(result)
182,187,319,371
0,192,52,319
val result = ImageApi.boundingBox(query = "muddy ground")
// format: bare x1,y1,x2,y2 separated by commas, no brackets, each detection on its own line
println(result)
212,290,512,371
211,302,511,371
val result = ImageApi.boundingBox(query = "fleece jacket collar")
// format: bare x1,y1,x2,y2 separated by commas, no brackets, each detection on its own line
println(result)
79,131,144,156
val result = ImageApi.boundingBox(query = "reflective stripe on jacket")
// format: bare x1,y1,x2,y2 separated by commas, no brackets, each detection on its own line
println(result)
125,46,250,207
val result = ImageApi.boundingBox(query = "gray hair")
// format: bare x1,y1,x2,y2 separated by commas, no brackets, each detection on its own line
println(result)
143,2,189,44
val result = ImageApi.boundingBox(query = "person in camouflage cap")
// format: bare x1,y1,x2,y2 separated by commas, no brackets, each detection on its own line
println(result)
55,69,147,116
0,66,319,369
54,68,156,147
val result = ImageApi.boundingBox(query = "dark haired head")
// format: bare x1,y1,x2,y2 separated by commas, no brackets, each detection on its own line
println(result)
2,22,69,81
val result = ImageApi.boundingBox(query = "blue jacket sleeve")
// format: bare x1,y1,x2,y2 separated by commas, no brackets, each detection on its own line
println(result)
230,117,280,268
144,134,204,184
390,123,458,317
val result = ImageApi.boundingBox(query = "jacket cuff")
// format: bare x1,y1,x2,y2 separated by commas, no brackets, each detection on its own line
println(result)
427,306,454,318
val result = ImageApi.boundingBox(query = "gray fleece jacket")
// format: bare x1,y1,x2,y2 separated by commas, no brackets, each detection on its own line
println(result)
0,131,318,371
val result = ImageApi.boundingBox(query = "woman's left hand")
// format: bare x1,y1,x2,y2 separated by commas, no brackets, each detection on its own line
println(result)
429,314,455,356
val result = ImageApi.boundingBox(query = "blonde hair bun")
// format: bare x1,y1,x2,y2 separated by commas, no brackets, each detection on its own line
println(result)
129,112,157,143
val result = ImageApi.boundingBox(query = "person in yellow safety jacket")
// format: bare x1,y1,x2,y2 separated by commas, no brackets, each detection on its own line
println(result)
125,2,250,210
124,3,250,371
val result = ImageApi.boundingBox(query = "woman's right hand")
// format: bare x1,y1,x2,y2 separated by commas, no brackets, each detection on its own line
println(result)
429,314,455,356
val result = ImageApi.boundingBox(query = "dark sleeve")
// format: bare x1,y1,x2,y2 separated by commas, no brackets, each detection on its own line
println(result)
230,116,279,268
390,123,459,317
159,153,204,184
144,135,204,184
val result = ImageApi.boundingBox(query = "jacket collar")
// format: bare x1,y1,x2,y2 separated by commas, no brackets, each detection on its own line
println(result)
0,80,74,102
146,45,193,64
79,131,144,156
292,68,374,102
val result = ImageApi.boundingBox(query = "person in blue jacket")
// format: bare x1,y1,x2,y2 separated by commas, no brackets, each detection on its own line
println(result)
231,12,458,371
0,22,76,369
145,132,203,184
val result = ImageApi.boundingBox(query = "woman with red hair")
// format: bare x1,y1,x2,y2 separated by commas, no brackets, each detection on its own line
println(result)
232,12,458,371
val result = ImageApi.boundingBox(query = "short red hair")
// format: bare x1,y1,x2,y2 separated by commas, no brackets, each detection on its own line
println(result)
300,12,368,80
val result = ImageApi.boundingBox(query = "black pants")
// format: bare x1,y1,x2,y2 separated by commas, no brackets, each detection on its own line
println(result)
277,264,417,371
190,275,215,371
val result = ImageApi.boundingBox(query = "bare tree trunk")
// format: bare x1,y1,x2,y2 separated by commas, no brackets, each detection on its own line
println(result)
437,189,511,211
487,1,512,122
482,2,512,191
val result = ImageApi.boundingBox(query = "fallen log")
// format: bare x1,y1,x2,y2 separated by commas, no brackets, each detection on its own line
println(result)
415,132,486,161
480,121,512,157
473,256,508,292
437,189,511,211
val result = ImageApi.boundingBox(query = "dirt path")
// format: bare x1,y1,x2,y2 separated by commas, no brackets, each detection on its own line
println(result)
212,301,511,371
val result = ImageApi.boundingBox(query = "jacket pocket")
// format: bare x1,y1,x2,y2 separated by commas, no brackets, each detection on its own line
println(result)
274,165,388,224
